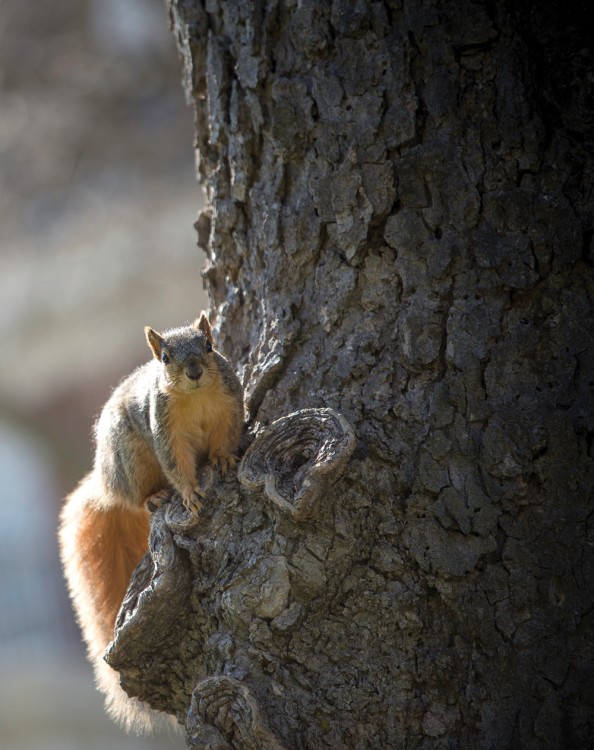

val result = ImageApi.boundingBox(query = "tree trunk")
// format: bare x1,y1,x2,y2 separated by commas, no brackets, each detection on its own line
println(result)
108,1,594,748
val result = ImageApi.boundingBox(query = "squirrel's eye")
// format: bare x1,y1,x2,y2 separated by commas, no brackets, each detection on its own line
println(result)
206,341,213,353
161,352,170,365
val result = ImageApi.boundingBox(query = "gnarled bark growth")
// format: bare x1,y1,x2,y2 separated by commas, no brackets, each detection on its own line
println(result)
239,408,356,520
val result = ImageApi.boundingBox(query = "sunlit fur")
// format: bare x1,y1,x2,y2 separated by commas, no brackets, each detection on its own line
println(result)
58,475,161,733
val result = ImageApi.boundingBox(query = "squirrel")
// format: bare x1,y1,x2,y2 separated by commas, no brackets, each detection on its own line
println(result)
58,313,243,733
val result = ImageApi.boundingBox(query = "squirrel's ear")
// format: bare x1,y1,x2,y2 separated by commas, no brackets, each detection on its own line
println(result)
193,312,215,347
145,327,163,360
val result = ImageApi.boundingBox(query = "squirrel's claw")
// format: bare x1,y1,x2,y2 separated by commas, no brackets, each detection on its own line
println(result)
181,487,204,516
211,452,237,476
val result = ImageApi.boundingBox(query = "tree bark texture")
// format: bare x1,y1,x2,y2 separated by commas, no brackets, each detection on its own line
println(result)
109,1,594,748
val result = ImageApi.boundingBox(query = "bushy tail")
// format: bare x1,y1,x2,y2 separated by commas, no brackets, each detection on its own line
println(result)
59,473,164,733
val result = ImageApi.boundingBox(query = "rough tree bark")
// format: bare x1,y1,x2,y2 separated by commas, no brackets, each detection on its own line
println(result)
107,1,594,748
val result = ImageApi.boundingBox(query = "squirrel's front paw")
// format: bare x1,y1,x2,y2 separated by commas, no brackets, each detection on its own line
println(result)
210,451,237,476
181,486,204,516
145,488,172,512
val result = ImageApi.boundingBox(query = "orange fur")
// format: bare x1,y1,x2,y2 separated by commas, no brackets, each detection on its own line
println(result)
59,475,165,734
166,371,242,483
59,474,150,653
207,388,240,464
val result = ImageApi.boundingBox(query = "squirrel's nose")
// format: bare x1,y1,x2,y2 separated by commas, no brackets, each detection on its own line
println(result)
185,362,203,381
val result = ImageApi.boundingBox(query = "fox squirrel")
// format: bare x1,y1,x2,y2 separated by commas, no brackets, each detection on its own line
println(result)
59,313,243,733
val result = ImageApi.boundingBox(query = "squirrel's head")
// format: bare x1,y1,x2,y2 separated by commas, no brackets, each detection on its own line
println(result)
145,313,217,391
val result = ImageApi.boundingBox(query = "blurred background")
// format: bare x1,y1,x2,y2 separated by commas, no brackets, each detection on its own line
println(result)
0,0,206,747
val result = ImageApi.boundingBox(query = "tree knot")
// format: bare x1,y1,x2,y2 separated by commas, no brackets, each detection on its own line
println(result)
238,407,356,521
